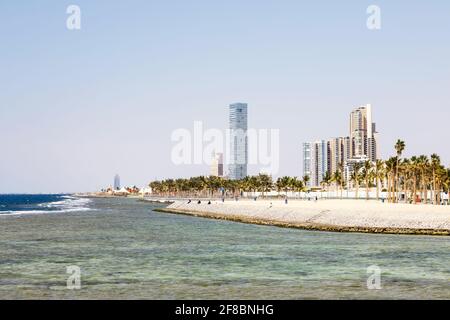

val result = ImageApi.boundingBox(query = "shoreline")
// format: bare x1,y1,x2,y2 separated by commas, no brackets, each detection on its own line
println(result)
154,199,450,236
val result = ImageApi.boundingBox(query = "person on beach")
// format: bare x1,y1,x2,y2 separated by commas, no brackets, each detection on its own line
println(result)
197,200,201,204
285,198,288,204
222,197,225,203
207,200,211,205
187,199,191,204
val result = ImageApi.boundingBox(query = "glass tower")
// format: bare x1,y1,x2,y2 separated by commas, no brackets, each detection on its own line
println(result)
228,103,248,180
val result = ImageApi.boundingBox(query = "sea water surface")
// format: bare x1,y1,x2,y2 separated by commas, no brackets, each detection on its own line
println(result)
0,195,448,299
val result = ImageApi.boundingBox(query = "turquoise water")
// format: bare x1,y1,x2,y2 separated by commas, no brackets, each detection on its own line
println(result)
0,197,448,299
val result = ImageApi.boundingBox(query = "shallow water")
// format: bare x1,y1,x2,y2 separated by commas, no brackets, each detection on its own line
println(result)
0,197,448,299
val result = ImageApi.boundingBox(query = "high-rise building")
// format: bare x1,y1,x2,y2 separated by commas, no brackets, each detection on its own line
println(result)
228,103,248,180
303,140,328,187
210,152,224,177
302,104,380,188
302,142,312,188
328,137,351,175
113,174,120,190
349,104,379,161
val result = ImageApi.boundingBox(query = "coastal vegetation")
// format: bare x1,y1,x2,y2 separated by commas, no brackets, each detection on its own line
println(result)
149,140,450,205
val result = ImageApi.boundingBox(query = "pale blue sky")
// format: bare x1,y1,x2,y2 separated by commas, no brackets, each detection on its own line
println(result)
1,1,449,193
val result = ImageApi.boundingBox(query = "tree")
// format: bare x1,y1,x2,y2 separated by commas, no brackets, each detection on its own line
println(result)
322,171,332,197
257,174,273,198
362,160,374,200
332,170,344,199
302,175,310,192
394,139,406,202
374,160,384,200
430,153,441,205
276,176,292,197
351,162,363,199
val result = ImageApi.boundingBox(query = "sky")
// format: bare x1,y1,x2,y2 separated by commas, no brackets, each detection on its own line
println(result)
0,0,449,193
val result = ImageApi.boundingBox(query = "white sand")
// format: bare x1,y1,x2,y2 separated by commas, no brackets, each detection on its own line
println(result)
164,199,450,232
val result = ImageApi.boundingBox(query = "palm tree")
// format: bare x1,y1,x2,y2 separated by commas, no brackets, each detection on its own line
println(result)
444,169,450,205
384,157,397,203
362,160,373,200
417,155,429,204
351,162,362,199
302,175,310,192
394,139,406,202
276,176,292,197
322,171,332,198
257,173,273,198
292,178,304,197
332,170,343,199
430,154,441,205
374,159,384,200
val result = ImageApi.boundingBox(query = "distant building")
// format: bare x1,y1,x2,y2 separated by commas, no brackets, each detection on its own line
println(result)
302,104,380,188
303,140,328,188
327,136,351,175
228,103,248,180
302,142,312,188
349,104,379,162
114,174,120,190
210,152,224,177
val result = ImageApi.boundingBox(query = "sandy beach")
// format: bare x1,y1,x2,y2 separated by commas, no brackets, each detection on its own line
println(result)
156,199,450,236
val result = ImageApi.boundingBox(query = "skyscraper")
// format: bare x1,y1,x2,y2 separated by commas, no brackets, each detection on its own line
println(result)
302,104,380,188
302,142,312,188
303,140,328,187
328,136,350,175
113,174,120,190
349,104,379,161
228,103,248,180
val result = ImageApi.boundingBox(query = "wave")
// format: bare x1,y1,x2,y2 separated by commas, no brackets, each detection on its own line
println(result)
0,196,93,216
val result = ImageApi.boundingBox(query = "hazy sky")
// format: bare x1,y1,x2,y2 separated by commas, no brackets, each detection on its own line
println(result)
1,1,449,193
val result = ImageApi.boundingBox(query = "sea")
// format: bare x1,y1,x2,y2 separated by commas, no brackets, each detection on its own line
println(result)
0,195,448,299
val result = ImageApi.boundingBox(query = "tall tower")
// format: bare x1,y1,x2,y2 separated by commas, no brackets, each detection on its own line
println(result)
302,142,312,188
228,103,248,180
303,140,328,188
349,104,379,161
113,174,121,190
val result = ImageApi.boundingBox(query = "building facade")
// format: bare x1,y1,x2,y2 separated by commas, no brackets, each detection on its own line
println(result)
228,103,248,180
302,140,328,188
210,152,224,177
349,104,379,162
302,142,312,188
302,104,380,188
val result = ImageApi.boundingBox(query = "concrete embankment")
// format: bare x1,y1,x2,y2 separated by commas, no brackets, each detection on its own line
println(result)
154,199,450,236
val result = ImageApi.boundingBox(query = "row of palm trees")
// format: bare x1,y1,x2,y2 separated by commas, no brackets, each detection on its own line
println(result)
149,140,450,205
149,174,291,198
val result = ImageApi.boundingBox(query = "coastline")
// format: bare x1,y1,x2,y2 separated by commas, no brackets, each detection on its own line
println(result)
154,199,450,236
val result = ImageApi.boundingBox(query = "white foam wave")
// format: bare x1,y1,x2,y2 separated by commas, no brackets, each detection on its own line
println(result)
0,196,93,217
